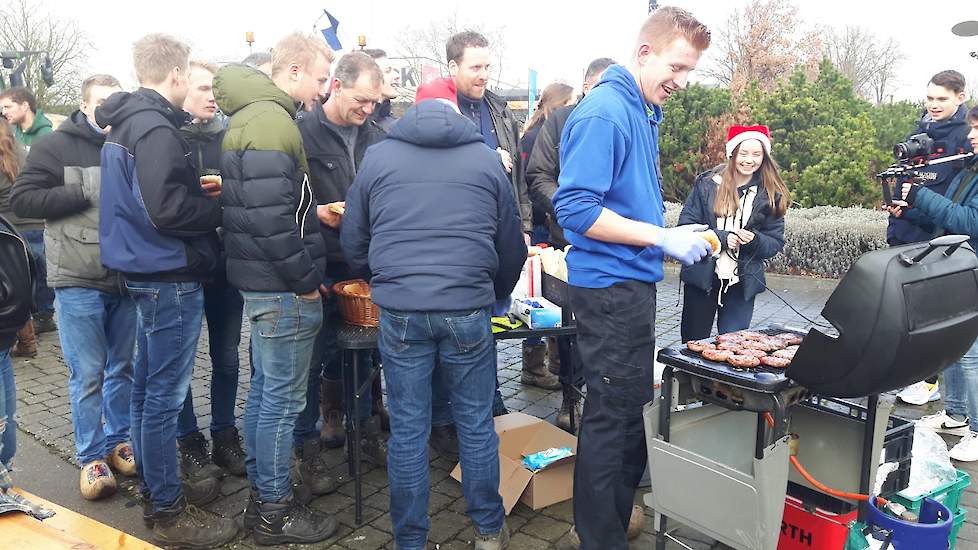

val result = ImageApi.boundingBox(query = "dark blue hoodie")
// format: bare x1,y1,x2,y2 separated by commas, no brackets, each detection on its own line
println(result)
887,104,974,245
340,100,526,311
552,64,666,288
97,88,221,282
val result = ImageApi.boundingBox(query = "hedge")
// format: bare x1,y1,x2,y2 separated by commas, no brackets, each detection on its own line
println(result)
664,202,889,279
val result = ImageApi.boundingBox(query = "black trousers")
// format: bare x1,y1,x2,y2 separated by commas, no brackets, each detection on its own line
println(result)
570,280,655,550
680,278,755,343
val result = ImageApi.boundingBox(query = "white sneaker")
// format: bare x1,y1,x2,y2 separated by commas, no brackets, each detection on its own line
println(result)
950,432,978,462
916,410,970,437
897,381,941,405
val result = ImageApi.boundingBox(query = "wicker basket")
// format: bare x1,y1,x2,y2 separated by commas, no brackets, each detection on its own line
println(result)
332,279,379,327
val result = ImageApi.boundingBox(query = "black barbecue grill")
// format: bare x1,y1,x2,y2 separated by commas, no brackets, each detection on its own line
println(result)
648,235,978,550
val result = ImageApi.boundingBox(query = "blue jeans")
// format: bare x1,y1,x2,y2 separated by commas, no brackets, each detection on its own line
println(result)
0,349,15,470
431,345,508,427
22,230,54,315
56,288,136,464
294,284,372,445
242,291,322,502
943,336,978,432
126,281,204,511
380,307,504,549
177,279,243,438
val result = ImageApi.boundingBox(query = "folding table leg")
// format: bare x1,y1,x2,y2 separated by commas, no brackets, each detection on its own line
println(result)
352,351,363,525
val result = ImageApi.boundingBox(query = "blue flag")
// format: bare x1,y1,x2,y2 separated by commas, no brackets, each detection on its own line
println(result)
320,10,342,50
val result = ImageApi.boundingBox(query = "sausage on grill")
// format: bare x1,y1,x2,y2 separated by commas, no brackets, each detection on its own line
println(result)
686,340,717,353
702,349,733,363
761,355,792,368
728,354,761,369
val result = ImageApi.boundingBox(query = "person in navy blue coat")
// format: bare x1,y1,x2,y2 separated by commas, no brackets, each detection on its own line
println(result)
341,78,525,549
679,125,789,342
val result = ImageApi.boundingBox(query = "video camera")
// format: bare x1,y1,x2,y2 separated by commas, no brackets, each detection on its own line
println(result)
878,133,974,205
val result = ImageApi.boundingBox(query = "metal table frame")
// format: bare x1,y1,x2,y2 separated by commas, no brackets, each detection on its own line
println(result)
335,320,579,525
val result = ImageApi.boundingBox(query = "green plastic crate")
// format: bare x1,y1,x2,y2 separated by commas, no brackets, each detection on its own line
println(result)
950,508,967,550
892,469,971,515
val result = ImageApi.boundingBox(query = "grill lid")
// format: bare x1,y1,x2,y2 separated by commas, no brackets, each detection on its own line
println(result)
786,235,978,397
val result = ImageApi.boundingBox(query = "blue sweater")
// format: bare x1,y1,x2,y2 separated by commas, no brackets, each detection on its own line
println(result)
911,158,978,251
552,64,666,288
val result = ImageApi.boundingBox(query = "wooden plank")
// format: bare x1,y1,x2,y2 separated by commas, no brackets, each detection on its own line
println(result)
0,489,160,550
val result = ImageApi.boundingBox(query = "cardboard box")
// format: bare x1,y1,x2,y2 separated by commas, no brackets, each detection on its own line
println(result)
451,412,577,514
511,296,561,329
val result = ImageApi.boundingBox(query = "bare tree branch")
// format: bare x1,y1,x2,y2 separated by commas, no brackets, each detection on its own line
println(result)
703,0,822,94
824,26,905,103
0,0,92,110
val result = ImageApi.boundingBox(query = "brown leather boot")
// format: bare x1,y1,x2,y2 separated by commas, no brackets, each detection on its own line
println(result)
546,337,561,375
520,341,560,390
319,378,346,448
13,319,37,358
556,384,582,433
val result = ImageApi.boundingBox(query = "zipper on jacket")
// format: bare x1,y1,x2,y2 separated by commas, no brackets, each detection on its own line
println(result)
296,175,313,239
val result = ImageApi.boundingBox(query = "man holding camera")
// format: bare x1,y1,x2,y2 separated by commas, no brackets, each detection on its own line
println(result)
889,70,973,406
889,103,978,461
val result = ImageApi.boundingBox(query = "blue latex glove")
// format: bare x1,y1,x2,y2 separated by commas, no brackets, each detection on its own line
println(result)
658,224,711,266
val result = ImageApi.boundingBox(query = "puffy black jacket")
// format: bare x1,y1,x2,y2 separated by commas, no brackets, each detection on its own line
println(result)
887,105,974,245
96,88,221,283
341,100,526,311
526,104,574,248
678,168,786,300
10,110,125,294
0,214,33,349
214,64,326,294
297,105,386,265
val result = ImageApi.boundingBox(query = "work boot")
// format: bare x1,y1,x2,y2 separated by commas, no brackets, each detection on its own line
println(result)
566,507,644,548
372,375,390,432
79,460,116,500
106,442,137,477
546,337,561,376
360,415,388,467
178,431,224,481
183,475,221,507
33,312,57,334
474,521,510,550
521,341,560,390
142,477,220,529
290,466,313,505
319,378,346,448
556,384,583,433
152,496,238,549
295,437,338,496
212,426,247,476
242,489,259,531
430,424,459,462
253,493,338,546
12,319,37,358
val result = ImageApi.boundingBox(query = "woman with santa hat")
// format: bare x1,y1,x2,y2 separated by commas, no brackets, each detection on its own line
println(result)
678,125,790,342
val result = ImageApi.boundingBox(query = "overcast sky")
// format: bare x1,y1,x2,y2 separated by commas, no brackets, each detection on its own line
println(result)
40,0,978,103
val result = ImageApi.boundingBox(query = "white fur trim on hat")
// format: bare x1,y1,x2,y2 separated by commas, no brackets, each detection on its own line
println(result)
726,131,771,158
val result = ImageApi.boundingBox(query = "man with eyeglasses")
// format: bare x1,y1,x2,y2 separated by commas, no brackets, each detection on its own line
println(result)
294,52,389,480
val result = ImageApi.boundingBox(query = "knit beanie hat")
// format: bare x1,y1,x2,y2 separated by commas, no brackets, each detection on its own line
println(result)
415,78,458,106
726,125,772,157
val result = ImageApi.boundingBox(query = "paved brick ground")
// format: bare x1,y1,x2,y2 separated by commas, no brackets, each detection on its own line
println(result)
10,267,978,549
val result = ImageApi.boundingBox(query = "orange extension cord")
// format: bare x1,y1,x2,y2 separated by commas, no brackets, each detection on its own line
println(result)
762,412,889,507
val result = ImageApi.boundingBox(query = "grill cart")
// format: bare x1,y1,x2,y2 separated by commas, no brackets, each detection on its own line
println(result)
646,235,978,550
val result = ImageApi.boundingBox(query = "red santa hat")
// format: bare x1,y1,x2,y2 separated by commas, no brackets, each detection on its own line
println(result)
415,78,458,106
726,125,772,158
